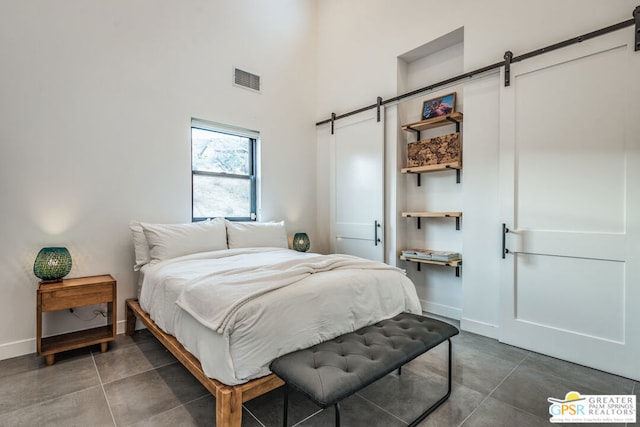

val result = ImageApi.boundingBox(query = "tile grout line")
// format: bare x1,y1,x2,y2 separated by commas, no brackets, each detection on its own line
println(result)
457,351,533,427
0,352,100,419
291,408,324,427
99,359,179,387
92,350,208,425
0,382,101,420
355,363,489,426
355,392,410,425
242,403,267,427
91,351,118,426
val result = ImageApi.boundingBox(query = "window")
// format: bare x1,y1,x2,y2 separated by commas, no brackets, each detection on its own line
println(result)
191,119,257,221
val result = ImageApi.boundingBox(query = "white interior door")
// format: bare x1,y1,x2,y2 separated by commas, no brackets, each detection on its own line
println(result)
330,109,385,261
499,27,640,380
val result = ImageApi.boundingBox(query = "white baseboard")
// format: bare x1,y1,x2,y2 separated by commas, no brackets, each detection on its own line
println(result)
420,299,462,321
116,319,126,335
0,338,35,361
460,317,498,339
0,319,130,362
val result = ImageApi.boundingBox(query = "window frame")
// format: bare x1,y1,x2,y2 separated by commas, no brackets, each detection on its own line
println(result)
191,119,258,222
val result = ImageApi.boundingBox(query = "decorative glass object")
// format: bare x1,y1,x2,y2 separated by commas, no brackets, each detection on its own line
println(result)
292,233,310,252
33,247,72,282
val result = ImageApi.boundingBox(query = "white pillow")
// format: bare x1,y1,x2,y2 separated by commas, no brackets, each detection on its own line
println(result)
225,220,288,249
129,221,151,271
142,218,228,262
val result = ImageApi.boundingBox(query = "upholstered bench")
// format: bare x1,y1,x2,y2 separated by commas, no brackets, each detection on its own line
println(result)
269,312,459,427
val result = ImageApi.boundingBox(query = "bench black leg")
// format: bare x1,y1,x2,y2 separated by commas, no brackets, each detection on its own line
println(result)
407,338,453,427
283,384,289,427
335,402,341,427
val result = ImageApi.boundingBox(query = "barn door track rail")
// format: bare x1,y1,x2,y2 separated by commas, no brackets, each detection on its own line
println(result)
318,5,639,132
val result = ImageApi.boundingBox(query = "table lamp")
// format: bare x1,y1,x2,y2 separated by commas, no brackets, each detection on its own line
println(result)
33,247,72,283
292,233,310,252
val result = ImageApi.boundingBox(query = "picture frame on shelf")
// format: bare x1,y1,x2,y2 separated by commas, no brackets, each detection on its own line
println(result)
421,92,456,120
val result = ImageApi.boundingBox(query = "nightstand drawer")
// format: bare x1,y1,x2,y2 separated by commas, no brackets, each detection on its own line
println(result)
40,283,114,311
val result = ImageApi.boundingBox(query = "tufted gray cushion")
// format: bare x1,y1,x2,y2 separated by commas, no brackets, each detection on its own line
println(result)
270,312,459,407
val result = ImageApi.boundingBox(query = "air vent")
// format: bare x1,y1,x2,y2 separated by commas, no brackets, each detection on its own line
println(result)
234,68,260,92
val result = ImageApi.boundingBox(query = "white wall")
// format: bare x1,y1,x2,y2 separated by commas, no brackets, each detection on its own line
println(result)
316,0,636,116
315,0,637,336
0,0,317,359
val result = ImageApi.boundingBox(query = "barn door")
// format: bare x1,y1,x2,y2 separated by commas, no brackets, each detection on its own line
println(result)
330,109,385,262
499,27,640,380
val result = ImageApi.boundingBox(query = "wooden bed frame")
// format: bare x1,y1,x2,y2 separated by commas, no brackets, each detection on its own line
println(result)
125,298,284,427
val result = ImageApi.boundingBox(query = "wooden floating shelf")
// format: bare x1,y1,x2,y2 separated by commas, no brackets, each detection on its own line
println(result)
402,112,463,133
400,256,462,267
401,161,461,174
402,212,462,218
400,254,462,276
403,211,462,230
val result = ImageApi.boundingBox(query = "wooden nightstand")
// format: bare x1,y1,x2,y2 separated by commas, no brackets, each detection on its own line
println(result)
37,274,117,365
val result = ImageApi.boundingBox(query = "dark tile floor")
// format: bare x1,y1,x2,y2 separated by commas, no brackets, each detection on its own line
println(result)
0,320,637,426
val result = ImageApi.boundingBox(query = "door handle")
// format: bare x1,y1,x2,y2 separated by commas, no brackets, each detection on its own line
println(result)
374,220,382,246
502,223,510,259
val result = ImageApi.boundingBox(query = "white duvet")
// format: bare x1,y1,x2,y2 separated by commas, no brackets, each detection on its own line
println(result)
139,248,421,385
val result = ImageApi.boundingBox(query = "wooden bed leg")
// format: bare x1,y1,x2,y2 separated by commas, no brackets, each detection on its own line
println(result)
125,299,137,336
216,387,242,427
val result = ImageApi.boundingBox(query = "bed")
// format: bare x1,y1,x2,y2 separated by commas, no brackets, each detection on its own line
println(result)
127,219,421,426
